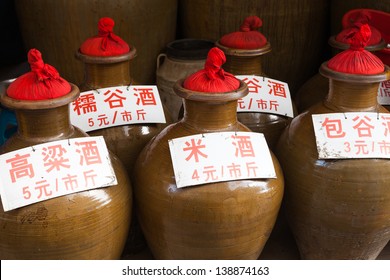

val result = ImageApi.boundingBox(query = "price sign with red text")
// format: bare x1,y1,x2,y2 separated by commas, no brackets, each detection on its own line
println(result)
168,132,276,188
235,75,294,118
0,136,117,211
377,80,390,105
70,85,166,132
312,112,390,159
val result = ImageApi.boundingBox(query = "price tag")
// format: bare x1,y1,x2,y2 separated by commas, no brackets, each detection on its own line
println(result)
168,132,276,188
312,112,390,159
377,80,390,105
236,75,294,118
70,85,166,132
0,136,117,211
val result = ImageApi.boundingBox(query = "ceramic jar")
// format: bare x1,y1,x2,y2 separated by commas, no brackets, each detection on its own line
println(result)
275,63,390,259
75,49,172,255
215,41,292,151
156,39,214,121
0,84,132,259
132,79,284,259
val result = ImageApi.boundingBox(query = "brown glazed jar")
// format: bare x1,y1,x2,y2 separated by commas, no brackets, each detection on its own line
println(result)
215,41,292,151
275,63,390,259
75,47,171,255
0,84,132,259
132,79,284,259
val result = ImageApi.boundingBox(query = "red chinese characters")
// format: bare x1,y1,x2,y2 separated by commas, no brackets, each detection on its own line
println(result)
1,137,112,209
182,133,260,183
315,113,390,157
70,85,165,132
236,76,291,115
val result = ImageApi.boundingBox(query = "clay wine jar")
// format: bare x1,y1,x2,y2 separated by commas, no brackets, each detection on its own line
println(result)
275,63,390,259
76,48,172,255
132,79,284,259
0,84,132,259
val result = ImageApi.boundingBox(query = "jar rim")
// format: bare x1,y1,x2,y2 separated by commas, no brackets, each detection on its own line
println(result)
0,83,80,110
75,47,137,64
215,41,272,57
173,79,248,102
319,62,390,83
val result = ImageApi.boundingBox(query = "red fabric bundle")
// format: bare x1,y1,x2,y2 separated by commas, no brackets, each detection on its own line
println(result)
219,16,267,49
79,17,130,56
7,49,71,100
183,47,240,93
328,24,384,75
336,10,382,46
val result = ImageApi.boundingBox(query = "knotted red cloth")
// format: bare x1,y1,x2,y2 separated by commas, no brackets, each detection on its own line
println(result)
183,47,240,92
336,10,382,46
219,16,267,49
7,49,71,100
328,24,384,74
79,17,130,56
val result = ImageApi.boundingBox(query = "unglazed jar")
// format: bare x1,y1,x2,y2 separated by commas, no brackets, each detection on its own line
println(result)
215,41,292,151
275,63,390,259
0,84,132,259
156,39,214,121
133,79,284,259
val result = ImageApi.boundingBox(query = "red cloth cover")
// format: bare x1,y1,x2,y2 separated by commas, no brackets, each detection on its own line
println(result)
336,10,382,46
7,49,71,100
79,17,130,56
328,24,384,75
183,47,240,93
219,16,267,49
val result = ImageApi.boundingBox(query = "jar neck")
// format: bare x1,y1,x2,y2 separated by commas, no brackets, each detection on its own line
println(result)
324,80,380,111
223,54,265,76
182,99,239,131
82,60,132,90
15,105,73,140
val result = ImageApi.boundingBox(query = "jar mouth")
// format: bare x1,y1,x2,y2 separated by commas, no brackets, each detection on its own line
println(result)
215,41,272,56
328,36,387,52
173,79,248,102
319,62,390,83
0,83,80,110
75,47,137,64
166,39,215,60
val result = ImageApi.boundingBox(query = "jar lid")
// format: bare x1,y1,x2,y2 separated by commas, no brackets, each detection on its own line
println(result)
327,24,385,75
218,16,268,50
79,17,130,57
165,39,215,60
335,10,383,46
6,49,72,101
182,47,240,93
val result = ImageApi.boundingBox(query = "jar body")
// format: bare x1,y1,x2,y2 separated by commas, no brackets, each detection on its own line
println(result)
0,106,132,259
276,74,390,259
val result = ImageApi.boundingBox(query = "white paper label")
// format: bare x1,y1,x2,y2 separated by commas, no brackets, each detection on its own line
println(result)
312,112,390,159
377,80,390,105
236,75,294,118
0,136,117,211
168,132,276,188
70,85,166,132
